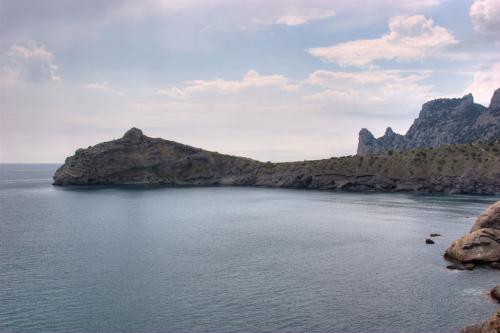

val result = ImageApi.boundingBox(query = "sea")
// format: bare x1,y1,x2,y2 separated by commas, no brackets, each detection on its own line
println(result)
0,164,498,333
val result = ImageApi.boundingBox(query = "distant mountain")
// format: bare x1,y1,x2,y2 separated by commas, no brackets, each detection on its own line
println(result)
357,88,500,155
54,128,500,194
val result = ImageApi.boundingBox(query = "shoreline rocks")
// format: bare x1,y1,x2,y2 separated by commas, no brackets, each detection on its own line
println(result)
460,310,500,333
444,201,500,266
491,286,500,303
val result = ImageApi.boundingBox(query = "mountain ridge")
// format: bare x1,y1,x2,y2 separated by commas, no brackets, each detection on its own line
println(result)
357,88,500,155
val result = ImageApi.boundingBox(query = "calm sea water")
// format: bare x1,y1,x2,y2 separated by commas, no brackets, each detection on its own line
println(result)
0,164,499,333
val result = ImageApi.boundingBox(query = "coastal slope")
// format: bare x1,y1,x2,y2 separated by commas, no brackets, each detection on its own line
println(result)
54,128,500,194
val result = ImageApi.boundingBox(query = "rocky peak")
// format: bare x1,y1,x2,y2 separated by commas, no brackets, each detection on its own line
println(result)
122,127,144,143
490,88,500,114
357,88,499,155
462,93,474,105
384,127,395,138
359,128,375,141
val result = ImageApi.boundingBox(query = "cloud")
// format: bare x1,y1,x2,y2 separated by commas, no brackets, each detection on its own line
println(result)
155,87,187,99
469,0,500,36
275,7,336,26
157,70,299,98
302,69,435,115
308,15,459,67
2,41,60,84
464,62,500,105
84,81,124,96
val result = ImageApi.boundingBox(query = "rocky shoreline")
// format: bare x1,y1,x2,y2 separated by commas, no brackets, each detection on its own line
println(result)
53,128,500,194
444,201,500,333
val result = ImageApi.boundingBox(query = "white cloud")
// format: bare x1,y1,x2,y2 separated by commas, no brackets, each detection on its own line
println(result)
464,62,500,105
2,41,60,84
84,81,124,96
302,69,435,115
275,7,336,26
469,0,500,36
155,87,187,99
158,70,299,98
308,15,459,67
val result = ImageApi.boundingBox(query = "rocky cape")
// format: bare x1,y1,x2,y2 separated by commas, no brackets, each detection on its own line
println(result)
358,88,500,155
54,128,500,194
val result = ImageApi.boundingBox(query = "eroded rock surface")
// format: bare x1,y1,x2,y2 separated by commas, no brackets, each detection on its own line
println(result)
471,201,500,232
444,228,500,264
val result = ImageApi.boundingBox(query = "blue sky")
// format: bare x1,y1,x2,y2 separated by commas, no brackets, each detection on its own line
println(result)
1,0,499,162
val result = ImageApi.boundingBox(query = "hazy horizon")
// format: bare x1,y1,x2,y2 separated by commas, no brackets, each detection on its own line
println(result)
1,0,499,163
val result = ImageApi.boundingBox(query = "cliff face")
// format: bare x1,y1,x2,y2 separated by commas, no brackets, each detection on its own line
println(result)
357,89,500,155
54,128,500,194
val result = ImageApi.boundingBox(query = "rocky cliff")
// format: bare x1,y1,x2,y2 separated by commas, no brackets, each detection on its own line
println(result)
357,88,500,155
54,128,500,194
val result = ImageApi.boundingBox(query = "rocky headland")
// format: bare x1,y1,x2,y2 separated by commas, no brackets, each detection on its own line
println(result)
53,128,500,194
357,88,500,155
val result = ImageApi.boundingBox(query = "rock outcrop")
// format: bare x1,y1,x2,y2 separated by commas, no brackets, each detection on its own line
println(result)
459,310,500,333
358,88,500,155
445,201,500,265
54,128,500,194
492,286,500,303
471,201,500,232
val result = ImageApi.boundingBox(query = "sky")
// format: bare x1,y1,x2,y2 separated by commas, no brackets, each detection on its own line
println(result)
1,0,499,163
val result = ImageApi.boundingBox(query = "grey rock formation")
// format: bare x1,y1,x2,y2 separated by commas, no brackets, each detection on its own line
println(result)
357,89,500,155
445,201,500,265
54,128,500,195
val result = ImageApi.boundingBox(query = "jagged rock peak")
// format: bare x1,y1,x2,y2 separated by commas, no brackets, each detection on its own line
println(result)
490,88,500,113
462,93,474,105
357,88,500,155
385,127,395,137
359,128,375,140
122,127,145,143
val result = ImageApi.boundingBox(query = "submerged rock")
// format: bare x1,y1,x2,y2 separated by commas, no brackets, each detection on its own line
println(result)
446,264,466,271
425,238,435,244
430,233,442,237
445,201,500,265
